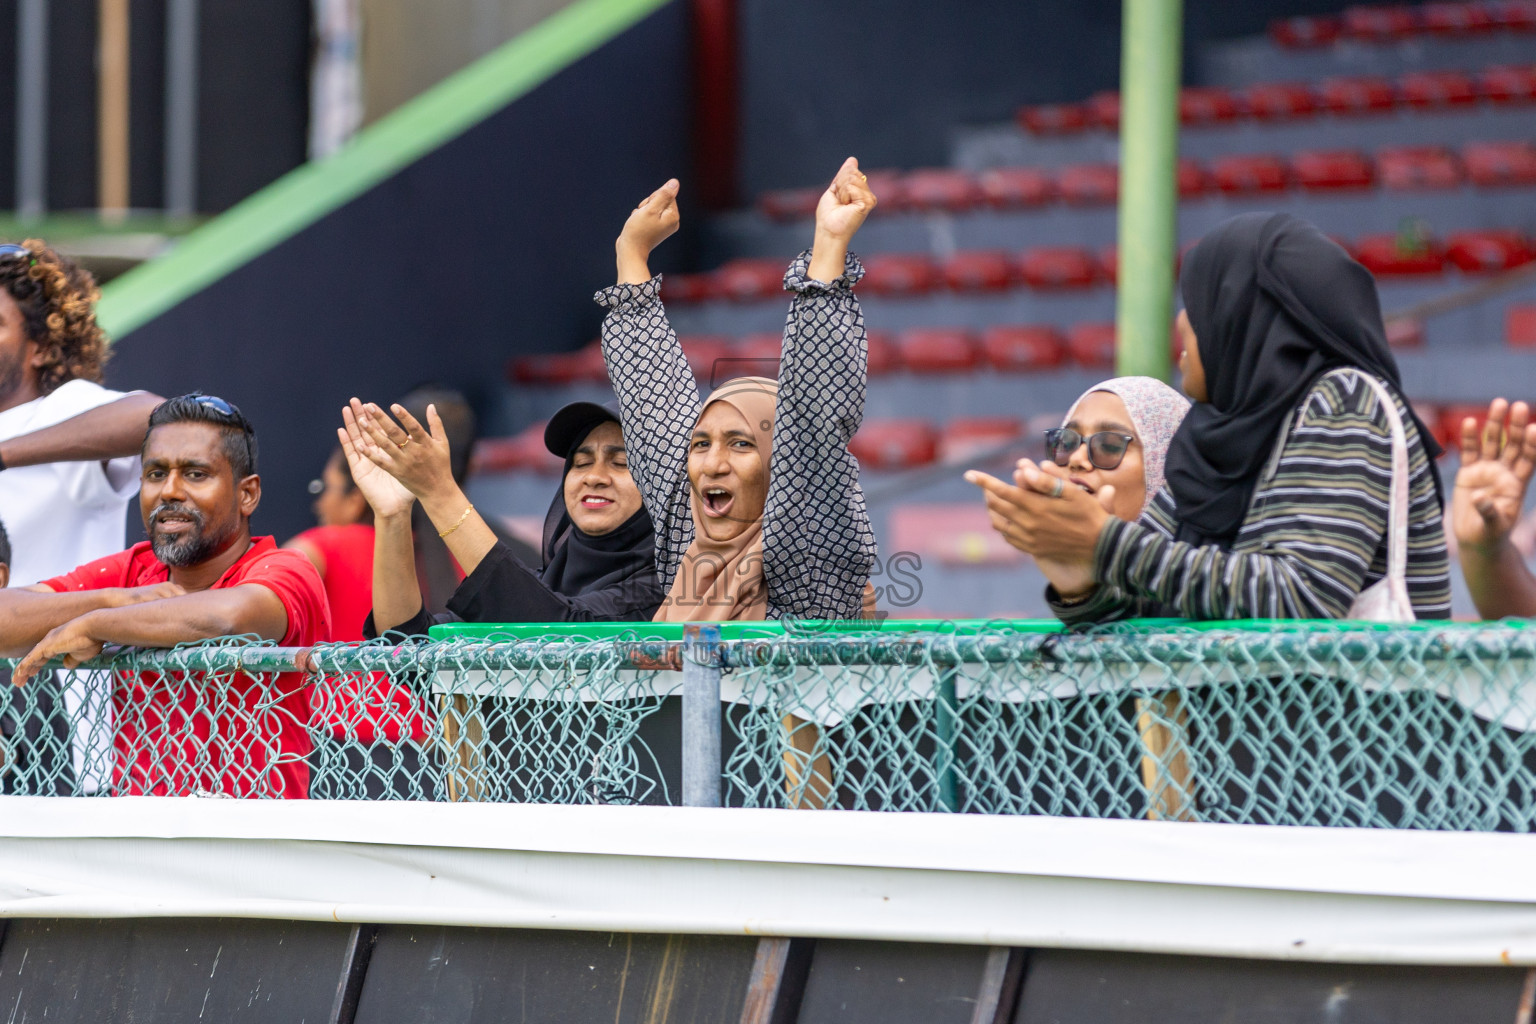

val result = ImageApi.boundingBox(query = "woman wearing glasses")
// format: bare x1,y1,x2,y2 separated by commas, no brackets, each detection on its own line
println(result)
970,212,1450,622
1044,378,1189,523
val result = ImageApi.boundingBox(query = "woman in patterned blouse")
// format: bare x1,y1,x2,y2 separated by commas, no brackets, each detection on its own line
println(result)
594,158,879,623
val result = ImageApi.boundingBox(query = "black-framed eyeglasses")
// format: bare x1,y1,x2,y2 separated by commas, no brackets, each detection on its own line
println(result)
1044,427,1137,470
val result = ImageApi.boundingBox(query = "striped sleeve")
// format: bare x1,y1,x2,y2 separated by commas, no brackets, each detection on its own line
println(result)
1056,369,1450,624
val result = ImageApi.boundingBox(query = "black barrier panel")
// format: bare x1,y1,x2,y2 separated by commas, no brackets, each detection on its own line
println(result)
794,940,1022,1024
0,917,360,1023
354,926,758,1023
1015,949,1530,1024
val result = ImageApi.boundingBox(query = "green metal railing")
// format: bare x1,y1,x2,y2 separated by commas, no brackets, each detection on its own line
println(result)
5,620,1536,829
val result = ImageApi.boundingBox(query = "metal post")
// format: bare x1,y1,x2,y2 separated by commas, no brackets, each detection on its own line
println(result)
97,0,130,220
15,0,48,222
681,625,722,808
934,668,959,812
1114,0,1183,380
163,0,199,219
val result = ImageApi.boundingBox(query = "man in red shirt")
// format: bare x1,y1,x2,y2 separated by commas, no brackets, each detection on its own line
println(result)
0,394,329,797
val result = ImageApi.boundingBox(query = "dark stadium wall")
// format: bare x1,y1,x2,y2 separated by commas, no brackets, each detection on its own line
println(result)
0,0,310,212
103,1,693,543
736,0,1414,195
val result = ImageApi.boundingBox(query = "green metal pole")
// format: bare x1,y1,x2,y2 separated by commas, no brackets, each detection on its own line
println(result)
1115,0,1183,381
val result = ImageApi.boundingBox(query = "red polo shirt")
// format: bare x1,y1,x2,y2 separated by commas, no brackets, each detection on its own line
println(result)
43,536,329,798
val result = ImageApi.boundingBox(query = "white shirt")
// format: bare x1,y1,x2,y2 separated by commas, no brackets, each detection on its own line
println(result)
0,379,141,586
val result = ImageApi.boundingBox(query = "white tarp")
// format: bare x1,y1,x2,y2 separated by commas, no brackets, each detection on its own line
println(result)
2,797,1536,965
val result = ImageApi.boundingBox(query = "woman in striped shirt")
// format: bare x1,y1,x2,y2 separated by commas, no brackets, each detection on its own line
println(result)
970,213,1451,622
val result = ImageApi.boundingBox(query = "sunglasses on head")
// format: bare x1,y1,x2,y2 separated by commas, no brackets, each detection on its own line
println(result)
186,393,243,419
0,244,35,266
1043,427,1136,471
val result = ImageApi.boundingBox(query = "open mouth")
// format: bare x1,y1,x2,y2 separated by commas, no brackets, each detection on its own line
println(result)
1069,476,1095,495
580,494,614,510
702,486,735,518
152,508,200,535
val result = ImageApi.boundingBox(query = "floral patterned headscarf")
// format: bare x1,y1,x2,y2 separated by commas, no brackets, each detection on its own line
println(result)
1063,376,1191,514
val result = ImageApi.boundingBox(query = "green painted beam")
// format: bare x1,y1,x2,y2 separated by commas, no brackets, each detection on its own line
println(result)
1114,0,1182,381
97,0,671,341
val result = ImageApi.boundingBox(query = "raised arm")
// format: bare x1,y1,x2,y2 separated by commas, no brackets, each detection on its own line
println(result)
1453,399,1536,619
334,407,429,633
595,179,700,583
12,584,284,684
766,158,878,618
0,391,162,468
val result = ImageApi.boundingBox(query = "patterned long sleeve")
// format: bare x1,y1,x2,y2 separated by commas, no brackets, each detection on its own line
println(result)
594,277,699,588
765,250,878,620
1052,368,1451,624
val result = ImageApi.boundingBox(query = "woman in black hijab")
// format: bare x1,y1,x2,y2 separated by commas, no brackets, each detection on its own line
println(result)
970,212,1451,622
344,398,665,633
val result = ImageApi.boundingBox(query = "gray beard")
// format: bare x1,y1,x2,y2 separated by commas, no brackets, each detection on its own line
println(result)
149,508,238,568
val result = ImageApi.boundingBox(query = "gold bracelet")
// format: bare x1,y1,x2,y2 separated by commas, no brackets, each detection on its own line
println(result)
438,504,476,538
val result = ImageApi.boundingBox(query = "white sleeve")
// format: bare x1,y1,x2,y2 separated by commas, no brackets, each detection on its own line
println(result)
30,381,142,508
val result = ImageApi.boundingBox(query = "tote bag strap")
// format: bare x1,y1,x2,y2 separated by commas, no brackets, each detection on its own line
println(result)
1355,373,1410,585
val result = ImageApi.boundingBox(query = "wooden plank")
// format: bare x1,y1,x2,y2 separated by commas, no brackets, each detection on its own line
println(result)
795,939,999,1024
1136,693,1195,821
1014,949,1527,1024
97,0,131,218
971,947,1027,1024
739,937,814,1024
0,917,356,1023
353,925,758,1023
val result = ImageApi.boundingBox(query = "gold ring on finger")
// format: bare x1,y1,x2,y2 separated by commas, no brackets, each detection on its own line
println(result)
397,438,410,450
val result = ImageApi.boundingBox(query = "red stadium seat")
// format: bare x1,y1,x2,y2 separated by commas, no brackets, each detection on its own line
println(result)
1463,140,1536,186
1445,229,1536,272
1479,64,1536,104
979,325,1066,372
1057,163,1119,205
862,170,909,212
1319,76,1399,115
890,503,1026,567
1420,2,1494,35
849,420,939,470
1385,317,1425,348
1098,246,1119,284
471,422,562,476
1017,103,1090,136
939,418,1025,462
1179,87,1242,126
1177,158,1212,198
1292,149,1375,192
865,330,901,375
1269,14,1342,48
677,335,732,378
1355,234,1447,277
757,187,820,222
659,272,713,304
1438,404,1491,448
1341,5,1421,41
1066,322,1117,369
1507,305,1536,347
860,253,938,296
903,169,982,213
898,328,980,373
572,340,610,383
1086,91,1121,129
1399,70,1479,109
731,332,783,369
713,259,784,302
1018,246,1101,290
977,167,1056,208
1211,154,1291,195
940,250,1016,291
508,352,583,386
1243,82,1319,120
1488,0,1536,30
1377,146,1464,190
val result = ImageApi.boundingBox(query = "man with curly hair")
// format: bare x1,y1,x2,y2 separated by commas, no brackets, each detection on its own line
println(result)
0,240,162,794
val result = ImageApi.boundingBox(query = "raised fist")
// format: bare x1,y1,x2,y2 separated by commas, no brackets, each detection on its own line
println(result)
617,179,681,263
814,157,878,243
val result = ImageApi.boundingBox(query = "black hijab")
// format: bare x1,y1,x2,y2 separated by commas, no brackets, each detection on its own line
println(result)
536,426,658,599
1165,212,1442,547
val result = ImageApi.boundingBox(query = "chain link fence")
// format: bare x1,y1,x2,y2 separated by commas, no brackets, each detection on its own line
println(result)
4,621,1536,829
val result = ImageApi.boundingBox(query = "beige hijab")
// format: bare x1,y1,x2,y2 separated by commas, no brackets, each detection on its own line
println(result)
655,377,779,622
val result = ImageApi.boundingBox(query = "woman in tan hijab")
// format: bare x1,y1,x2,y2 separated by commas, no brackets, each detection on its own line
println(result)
596,157,878,625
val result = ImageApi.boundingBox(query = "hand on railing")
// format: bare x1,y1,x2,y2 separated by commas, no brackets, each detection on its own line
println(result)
615,178,680,286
